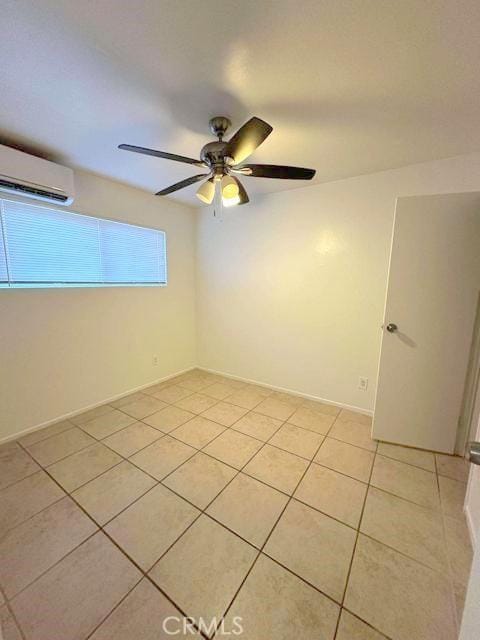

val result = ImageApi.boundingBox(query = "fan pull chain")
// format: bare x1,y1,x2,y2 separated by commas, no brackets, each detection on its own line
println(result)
213,181,223,220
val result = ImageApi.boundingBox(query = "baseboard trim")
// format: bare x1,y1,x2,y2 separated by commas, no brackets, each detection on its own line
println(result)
0,365,196,446
2,364,373,446
198,366,373,417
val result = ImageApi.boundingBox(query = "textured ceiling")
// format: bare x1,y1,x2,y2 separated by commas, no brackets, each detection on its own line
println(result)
2,0,480,205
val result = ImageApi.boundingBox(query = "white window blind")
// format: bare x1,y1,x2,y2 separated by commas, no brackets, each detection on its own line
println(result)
0,220,8,283
0,199,167,288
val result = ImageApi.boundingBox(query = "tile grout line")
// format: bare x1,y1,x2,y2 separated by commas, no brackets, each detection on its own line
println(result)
357,481,442,514
340,606,394,640
3,597,28,640
11,439,213,640
123,398,282,491
199,469,454,577
4,526,101,605
6,391,367,580
18,410,461,484
0,490,67,544
1,417,368,497
9,393,280,543
77,379,264,448
27,434,113,470
333,436,378,640
11,429,463,636
211,409,346,639
15,420,76,448
434,453,462,631
101,428,164,460
4,373,464,639
333,441,463,639
4,375,348,491
0,580,26,640
0,374,363,638
9,402,449,559
145,405,292,639
16,438,130,498
9,376,277,638
149,391,342,480
123,417,457,521
63,375,227,441
16,378,207,452
151,463,456,580
93,391,292,640
82,538,213,640
103,401,380,466
11,379,229,494
0,467,43,497
118,382,305,492
12,413,450,640
140,419,458,516
155,402,290,526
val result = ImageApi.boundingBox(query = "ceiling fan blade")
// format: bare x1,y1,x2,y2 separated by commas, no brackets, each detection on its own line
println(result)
237,164,316,180
226,117,273,165
156,174,209,196
118,144,205,167
235,177,249,205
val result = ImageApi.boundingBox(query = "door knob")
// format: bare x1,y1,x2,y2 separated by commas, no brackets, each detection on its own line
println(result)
386,323,398,333
468,442,480,466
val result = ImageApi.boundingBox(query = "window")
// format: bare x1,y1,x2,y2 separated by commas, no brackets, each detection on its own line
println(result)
0,198,167,288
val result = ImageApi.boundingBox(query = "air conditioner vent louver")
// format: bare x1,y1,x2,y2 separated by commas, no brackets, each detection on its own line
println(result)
0,179,69,203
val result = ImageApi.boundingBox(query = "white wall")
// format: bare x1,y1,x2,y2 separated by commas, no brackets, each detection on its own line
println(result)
0,170,197,441
4,151,480,442
459,545,480,639
196,153,480,412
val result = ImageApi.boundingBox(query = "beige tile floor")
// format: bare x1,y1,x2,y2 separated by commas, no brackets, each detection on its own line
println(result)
0,369,473,640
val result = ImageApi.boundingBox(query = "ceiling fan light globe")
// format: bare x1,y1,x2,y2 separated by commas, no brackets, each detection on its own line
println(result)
222,195,241,207
196,179,215,204
221,175,240,200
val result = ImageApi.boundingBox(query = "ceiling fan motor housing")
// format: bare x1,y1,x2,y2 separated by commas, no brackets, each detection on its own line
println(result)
200,140,232,177
202,117,233,177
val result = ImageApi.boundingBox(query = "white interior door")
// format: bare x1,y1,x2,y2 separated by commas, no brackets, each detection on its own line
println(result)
373,192,480,453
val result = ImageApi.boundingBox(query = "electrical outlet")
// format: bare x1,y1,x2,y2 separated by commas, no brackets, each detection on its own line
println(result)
358,377,368,391
152,355,159,366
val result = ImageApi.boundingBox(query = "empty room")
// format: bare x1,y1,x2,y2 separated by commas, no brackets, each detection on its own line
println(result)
2,1,480,639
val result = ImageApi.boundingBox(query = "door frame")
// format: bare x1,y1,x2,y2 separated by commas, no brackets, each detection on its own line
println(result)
456,292,480,455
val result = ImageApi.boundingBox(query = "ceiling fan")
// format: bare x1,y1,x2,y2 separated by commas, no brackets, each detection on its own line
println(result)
118,116,316,207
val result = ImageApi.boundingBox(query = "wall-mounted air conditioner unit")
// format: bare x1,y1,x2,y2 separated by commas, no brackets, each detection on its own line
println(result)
0,144,75,205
